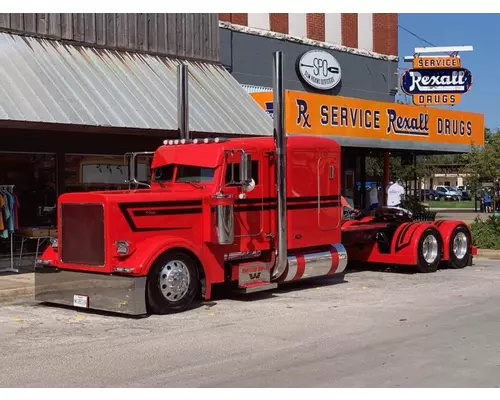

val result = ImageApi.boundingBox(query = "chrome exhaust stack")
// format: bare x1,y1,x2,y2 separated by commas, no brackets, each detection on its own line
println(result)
177,63,190,139
271,51,288,280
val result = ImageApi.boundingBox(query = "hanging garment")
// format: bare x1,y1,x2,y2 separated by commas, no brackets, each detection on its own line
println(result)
1,190,15,233
0,191,10,238
0,193,5,231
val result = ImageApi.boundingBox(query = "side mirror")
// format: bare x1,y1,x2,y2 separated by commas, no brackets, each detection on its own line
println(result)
239,153,252,184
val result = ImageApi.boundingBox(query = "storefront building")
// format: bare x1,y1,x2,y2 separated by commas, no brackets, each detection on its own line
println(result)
218,13,399,207
250,90,484,202
0,13,273,266
218,13,484,207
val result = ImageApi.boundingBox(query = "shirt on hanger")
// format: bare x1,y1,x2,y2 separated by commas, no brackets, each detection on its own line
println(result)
2,191,15,233
0,192,10,238
0,194,5,231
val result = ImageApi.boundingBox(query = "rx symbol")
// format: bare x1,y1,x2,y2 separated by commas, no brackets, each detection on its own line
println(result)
296,99,311,128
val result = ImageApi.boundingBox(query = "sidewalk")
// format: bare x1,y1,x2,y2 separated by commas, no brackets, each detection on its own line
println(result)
1,250,499,305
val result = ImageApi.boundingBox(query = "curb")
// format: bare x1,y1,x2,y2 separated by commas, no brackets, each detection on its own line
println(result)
432,208,478,212
477,250,500,259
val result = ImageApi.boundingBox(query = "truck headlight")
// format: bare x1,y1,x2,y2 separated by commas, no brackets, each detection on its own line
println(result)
50,237,58,249
115,240,129,255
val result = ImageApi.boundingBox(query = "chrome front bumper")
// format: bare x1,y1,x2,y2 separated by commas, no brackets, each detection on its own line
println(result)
35,266,147,315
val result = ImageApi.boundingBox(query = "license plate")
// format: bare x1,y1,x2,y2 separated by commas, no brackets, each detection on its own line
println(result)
73,294,89,308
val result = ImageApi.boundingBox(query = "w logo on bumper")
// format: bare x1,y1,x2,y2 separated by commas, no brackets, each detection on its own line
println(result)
249,272,262,280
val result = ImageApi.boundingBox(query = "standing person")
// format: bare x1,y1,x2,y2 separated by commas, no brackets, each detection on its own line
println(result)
387,180,405,208
483,190,492,213
368,183,379,210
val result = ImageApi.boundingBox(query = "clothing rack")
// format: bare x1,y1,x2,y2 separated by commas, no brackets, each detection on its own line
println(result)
0,185,18,273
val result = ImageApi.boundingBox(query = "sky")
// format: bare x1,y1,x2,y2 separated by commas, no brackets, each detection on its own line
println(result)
397,13,497,130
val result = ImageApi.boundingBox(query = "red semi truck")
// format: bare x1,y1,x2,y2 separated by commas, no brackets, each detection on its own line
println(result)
35,52,477,315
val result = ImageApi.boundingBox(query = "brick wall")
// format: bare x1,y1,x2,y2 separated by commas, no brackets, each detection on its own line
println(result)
341,13,358,49
219,13,398,56
306,13,325,42
270,13,288,34
373,13,398,57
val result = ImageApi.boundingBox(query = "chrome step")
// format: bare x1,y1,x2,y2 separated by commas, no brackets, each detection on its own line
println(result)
236,282,278,294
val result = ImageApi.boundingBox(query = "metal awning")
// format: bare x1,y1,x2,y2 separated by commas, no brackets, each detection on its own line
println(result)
0,32,273,136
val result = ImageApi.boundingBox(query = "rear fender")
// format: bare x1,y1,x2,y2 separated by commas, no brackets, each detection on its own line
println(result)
391,222,440,263
433,220,472,261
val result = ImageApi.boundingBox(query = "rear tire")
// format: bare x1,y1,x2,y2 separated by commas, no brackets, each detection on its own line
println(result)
448,225,471,269
146,250,200,315
416,228,442,273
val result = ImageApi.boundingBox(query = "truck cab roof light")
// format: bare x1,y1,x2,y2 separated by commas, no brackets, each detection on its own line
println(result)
162,137,229,146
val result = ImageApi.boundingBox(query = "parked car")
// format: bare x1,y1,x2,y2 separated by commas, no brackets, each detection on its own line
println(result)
420,189,441,201
460,190,471,200
434,186,461,201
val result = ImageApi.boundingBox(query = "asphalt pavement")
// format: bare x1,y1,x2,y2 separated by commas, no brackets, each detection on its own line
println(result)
0,259,500,388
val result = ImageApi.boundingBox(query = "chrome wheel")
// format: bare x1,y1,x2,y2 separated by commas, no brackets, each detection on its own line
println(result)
159,260,190,302
422,234,439,264
453,232,468,260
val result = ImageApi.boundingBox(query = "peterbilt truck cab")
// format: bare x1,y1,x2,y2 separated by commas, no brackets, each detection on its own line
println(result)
36,136,347,315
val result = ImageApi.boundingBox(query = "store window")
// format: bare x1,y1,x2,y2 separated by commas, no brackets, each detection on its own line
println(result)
0,152,57,257
64,154,152,193
0,152,57,228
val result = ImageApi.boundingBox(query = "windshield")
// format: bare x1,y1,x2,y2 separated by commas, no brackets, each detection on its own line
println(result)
153,164,215,183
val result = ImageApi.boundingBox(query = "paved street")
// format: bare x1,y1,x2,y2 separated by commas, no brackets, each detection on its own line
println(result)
0,259,499,387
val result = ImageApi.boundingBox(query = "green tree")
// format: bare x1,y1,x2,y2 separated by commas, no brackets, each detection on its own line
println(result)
463,128,500,208
366,154,436,187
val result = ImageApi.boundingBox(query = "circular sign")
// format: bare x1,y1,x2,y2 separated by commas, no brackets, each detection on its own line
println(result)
297,50,342,91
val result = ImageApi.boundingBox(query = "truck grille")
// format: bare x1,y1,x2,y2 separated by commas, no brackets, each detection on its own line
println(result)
60,203,105,266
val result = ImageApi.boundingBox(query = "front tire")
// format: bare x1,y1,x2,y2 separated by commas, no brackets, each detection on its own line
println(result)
448,225,471,269
146,250,200,314
416,228,442,273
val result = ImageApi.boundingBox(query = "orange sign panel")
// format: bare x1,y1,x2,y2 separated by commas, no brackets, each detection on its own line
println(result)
413,56,461,69
251,90,484,147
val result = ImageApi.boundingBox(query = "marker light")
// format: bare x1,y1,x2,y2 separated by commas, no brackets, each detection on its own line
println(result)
168,140,174,145
163,140,168,145
174,140,179,145
180,139,186,144
193,139,199,144
115,240,130,255
204,138,209,143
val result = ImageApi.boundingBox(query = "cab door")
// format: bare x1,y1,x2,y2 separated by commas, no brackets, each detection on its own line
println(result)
317,155,341,230
224,152,268,252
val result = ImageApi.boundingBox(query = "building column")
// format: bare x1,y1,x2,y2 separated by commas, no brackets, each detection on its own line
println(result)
360,154,366,209
383,151,390,206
